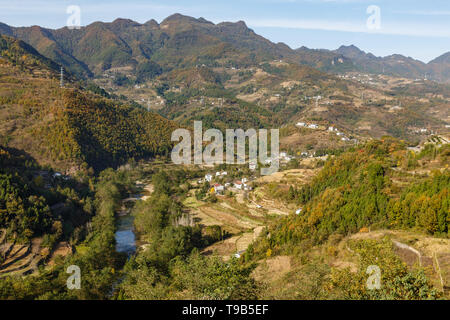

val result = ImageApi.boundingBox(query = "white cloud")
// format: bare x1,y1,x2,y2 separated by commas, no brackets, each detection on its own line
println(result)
246,18,450,38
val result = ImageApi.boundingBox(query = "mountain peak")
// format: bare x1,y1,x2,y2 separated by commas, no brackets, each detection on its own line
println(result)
111,18,140,26
161,13,209,25
336,45,365,55
142,19,158,29
216,20,251,33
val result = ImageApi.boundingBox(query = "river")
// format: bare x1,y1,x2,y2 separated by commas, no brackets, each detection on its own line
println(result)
115,213,136,255
115,184,153,256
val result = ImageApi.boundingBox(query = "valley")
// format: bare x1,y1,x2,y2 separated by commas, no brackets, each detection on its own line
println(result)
0,12,448,301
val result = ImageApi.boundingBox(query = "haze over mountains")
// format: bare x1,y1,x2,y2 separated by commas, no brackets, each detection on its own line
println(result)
0,13,449,82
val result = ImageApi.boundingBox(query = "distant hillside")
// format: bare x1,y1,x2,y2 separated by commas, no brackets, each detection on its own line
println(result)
429,52,450,83
0,34,176,172
0,34,61,76
333,45,448,81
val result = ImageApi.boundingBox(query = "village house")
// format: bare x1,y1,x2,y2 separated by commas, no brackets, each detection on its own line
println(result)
52,172,62,178
234,181,243,189
213,183,224,194
205,174,213,182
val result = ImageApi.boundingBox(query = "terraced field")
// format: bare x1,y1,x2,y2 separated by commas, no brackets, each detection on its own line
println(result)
0,237,43,277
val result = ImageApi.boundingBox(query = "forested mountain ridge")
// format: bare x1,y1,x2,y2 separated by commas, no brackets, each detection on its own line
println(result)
0,34,177,172
247,138,449,255
1,14,450,82
243,138,449,299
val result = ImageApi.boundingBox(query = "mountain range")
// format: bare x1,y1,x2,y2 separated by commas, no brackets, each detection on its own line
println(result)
0,14,449,82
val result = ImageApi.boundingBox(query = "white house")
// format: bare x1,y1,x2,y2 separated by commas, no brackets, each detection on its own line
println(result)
216,172,221,176
205,174,213,182
234,181,243,189
328,126,336,132
295,208,302,215
249,163,257,170
221,171,227,176
308,124,319,129
213,184,224,194
296,122,306,127
280,152,287,158
242,178,248,183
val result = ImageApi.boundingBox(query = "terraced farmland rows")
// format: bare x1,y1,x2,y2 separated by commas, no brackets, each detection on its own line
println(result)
0,239,43,277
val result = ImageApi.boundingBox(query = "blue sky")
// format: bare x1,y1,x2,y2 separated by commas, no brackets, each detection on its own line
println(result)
0,0,449,62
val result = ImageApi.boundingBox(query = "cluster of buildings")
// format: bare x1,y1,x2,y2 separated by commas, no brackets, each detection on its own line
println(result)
338,73,378,86
296,121,356,144
263,152,292,165
201,172,253,194
296,122,319,129
413,128,434,135
328,126,351,141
